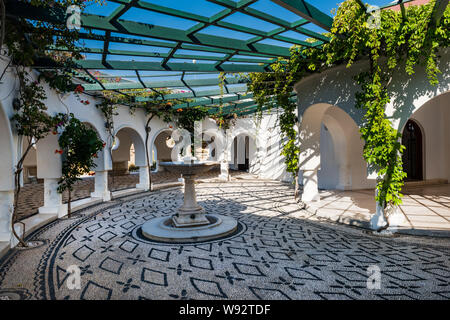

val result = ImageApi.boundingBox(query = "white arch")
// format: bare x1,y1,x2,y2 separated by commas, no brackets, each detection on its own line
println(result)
299,103,371,193
401,91,450,182
150,127,174,171
230,131,258,173
114,126,147,167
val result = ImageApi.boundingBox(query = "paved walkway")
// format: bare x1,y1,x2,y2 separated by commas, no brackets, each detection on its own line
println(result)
0,180,448,300
305,184,450,237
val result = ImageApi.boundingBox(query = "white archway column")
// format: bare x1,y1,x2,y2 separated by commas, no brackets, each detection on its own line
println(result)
219,129,231,181
219,161,229,181
91,171,111,201
136,166,150,191
370,187,388,230
0,191,14,242
39,178,67,217
36,135,67,218
301,169,320,202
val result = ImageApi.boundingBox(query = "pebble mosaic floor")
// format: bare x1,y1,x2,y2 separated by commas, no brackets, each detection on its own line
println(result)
1,180,449,300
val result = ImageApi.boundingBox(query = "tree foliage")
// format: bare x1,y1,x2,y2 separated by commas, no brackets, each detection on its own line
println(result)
57,114,104,216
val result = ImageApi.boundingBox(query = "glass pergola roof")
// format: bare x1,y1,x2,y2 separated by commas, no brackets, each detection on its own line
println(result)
6,0,419,115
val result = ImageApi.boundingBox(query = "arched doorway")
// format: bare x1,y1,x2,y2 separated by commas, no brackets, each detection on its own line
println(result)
298,103,372,201
402,119,423,181
111,127,147,191
231,134,256,173
152,129,174,172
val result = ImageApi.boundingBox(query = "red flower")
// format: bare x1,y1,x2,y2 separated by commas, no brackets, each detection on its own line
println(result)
52,131,57,135
169,125,173,129
85,100,90,105
54,149,63,155
93,153,98,158
102,142,106,148
74,85,84,94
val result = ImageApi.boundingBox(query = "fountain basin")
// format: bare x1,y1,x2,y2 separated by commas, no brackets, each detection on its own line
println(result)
159,160,218,176
141,214,238,243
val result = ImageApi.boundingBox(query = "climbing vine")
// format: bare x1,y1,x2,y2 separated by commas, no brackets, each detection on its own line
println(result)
249,0,449,212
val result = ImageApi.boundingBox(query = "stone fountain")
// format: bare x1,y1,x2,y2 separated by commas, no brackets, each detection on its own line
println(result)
141,159,238,243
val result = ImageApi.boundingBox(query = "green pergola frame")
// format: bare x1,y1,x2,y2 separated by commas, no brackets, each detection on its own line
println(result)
7,0,333,115
10,0,439,116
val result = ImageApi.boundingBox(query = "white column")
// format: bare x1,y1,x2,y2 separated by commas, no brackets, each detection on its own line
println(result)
0,190,14,242
219,129,231,181
370,187,388,230
37,135,67,218
38,178,67,218
91,171,111,201
301,169,320,202
219,160,230,181
136,166,150,191
370,188,404,231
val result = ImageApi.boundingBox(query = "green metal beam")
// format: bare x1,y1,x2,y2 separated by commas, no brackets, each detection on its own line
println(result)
50,45,272,64
73,59,266,73
80,14,292,57
109,0,328,45
237,105,274,116
133,84,248,101
170,93,254,110
81,76,247,91
270,0,333,31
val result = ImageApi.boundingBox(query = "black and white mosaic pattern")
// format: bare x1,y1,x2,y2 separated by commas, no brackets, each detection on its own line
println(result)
0,181,449,300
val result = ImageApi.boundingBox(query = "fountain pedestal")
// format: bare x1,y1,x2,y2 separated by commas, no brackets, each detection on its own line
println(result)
173,173,209,227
